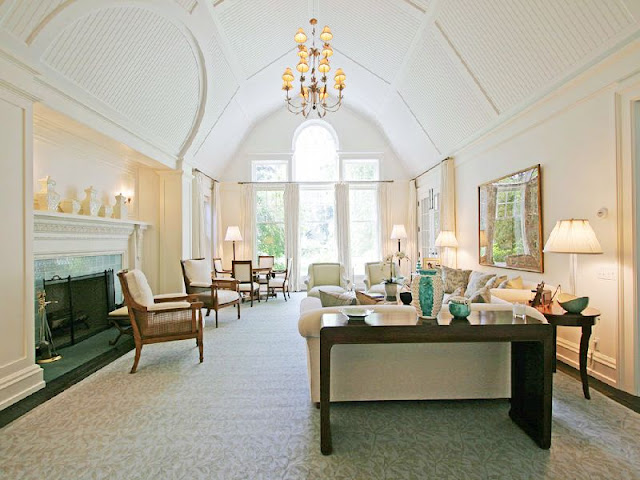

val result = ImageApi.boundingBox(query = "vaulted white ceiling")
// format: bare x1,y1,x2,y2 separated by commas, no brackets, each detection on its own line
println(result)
1,0,639,177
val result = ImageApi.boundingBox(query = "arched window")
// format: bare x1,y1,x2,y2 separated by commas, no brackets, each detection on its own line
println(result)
293,121,339,181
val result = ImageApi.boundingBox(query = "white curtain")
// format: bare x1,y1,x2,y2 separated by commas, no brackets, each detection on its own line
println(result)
284,183,300,291
440,157,457,267
406,179,418,274
378,183,392,260
335,182,351,280
240,184,255,261
192,172,209,260
212,181,224,259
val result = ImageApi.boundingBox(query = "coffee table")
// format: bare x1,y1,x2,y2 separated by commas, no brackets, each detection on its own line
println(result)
319,309,553,454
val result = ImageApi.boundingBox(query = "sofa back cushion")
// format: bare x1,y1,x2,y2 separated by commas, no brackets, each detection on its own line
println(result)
311,264,340,286
441,266,471,294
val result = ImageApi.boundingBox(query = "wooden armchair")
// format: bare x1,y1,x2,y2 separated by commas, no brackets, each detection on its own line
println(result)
257,255,274,301
118,269,203,373
270,257,292,301
181,258,240,328
233,260,260,307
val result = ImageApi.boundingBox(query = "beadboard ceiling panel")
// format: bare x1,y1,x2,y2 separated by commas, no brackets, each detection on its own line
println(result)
398,28,497,154
437,0,638,113
174,0,198,14
215,0,306,78
41,6,201,155
190,33,239,155
1,0,65,43
321,0,424,83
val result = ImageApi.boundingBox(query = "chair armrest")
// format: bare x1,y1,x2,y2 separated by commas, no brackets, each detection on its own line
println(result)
363,276,371,290
154,293,190,303
147,300,204,312
212,278,239,290
303,276,312,288
340,275,353,291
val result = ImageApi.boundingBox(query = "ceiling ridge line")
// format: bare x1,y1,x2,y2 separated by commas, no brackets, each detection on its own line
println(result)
331,47,390,85
388,0,442,93
245,47,297,81
397,91,441,155
434,21,500,116
190,85,240,159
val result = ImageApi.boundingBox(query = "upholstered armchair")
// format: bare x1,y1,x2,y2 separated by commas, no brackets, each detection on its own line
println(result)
181,258,240,328
118,269,203,373
233,260,260,307
363,261,405,295
270,257,292,301
304,262,352,298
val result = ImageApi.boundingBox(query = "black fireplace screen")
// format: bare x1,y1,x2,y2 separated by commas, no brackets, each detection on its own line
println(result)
42,269,116,347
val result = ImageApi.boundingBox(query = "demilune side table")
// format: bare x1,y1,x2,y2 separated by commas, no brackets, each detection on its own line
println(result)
535,303,600,399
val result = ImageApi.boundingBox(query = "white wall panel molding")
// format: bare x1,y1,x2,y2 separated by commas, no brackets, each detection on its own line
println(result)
556,337,617,387
174,0,197,15
38,5,202,157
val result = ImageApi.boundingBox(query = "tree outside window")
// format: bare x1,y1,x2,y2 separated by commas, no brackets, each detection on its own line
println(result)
255,189,285,270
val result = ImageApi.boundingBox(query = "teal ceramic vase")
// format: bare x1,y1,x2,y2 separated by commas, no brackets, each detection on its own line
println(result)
410,269,444,319
448,295,471,319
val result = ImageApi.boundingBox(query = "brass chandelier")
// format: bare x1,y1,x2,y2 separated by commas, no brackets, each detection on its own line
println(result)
281,18,346,118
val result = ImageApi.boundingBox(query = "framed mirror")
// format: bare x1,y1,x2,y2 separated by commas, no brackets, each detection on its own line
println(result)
478,164,543,273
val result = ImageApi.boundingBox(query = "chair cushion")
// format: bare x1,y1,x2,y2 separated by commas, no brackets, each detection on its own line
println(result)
183,259,211,285
147,301,191,311
308,285,346,298
367,263,393,285
124,270,154,307
270,278,287,287
319,290,356,307
108,306,129,317
311,264,340,286
367,283,386,295
239,282,259,292
216,290,240,304
190,281,212,288
154,293,188,300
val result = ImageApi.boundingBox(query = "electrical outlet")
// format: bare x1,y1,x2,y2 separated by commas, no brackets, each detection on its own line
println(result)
593,337,600,352
597,268,616,281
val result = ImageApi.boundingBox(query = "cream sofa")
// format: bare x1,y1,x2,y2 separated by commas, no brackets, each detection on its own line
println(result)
298,296,547,403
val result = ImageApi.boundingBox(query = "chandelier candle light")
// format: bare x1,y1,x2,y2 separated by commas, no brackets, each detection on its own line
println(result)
282,18,346,118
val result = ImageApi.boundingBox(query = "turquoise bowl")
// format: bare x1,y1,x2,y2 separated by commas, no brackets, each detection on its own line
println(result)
449,302,471,319
558,295,589,314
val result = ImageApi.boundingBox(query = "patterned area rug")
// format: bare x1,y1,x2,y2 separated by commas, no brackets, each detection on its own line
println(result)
1,292,639,479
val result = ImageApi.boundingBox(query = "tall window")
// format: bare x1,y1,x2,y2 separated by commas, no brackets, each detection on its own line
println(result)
255,188,285,269
252,160,288,182
293,124,338,181
420,187,440,259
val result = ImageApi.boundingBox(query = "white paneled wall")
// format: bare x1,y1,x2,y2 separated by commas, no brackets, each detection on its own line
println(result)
41,6,202,156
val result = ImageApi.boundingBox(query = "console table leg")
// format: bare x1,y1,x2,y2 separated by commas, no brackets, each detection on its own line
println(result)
320,340,332,455
552,325,558,373
579,325,592,400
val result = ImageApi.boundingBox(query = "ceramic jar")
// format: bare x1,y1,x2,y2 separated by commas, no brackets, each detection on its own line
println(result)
112,193,128,219
410,269,444,319
35,176,60,212
99,204,113,218
448,295,471,319
80,186,100,216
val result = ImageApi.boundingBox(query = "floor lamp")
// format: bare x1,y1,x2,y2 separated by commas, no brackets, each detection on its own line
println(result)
390,224,407,267
543,219,602,295
225,226,243,261
435,230,458,267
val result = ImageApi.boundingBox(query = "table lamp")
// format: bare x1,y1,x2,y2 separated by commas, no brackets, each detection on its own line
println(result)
435,230,458,267
390,224,407,267
225,226,243,260
543,219,602,294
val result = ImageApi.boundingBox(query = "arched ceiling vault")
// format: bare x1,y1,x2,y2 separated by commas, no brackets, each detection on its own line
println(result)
1,0,640,177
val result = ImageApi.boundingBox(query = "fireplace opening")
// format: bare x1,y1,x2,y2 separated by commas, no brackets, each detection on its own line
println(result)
40,270,117,349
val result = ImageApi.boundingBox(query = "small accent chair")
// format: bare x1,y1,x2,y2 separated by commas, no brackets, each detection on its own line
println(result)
363,261,405,296
304,262,352,298
118,269,203,373
213,257,231,277
269,257,292,301
181,258,240,328
257,255,274,301
233,260,260,307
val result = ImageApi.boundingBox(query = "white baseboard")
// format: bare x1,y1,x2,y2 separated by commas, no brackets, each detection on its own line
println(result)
556,337,617,386
0,364,45,411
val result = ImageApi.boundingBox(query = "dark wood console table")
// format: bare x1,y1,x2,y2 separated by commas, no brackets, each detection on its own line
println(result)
535,304,600,399
319,310,553,455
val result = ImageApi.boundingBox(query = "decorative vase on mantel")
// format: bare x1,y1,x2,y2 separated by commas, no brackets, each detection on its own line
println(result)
35,176,60,212
112,193,128,220
80,186,100,216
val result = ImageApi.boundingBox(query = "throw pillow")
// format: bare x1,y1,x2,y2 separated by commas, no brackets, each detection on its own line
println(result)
441,266,472,294
465,271,496,297
506,276,524,289
486,275,507,289
468,286,491,303
319,290,356,307
355,290,384,306
451,286,465,296
498,279,509,289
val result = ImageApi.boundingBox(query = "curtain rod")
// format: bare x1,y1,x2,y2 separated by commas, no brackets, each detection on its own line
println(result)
411,157,451,181
238,180,394,185
193,168,219,183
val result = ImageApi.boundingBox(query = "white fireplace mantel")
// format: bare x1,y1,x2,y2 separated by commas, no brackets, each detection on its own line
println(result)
34,211,150,270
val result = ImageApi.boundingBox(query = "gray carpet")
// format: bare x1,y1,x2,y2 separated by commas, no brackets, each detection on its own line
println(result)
1,292,639,480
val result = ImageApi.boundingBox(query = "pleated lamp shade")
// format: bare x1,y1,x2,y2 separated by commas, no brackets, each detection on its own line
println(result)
435,231,458,248
543,219,602,254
